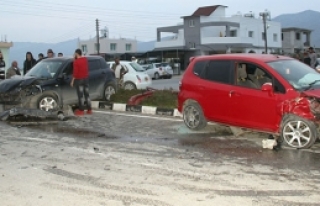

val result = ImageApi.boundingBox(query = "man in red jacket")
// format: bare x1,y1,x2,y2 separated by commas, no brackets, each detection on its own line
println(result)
70,49,92,116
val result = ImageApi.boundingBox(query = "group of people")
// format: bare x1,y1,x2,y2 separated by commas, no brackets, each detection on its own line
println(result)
301,47,318,69
3,49,64,79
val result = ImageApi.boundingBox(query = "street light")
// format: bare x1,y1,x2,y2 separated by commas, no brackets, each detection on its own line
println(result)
259,11,270,54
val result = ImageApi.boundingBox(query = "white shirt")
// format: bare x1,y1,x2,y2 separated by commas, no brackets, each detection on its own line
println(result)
115,64,122,79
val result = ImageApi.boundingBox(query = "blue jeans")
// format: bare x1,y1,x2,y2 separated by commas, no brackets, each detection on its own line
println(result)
74,78,91,111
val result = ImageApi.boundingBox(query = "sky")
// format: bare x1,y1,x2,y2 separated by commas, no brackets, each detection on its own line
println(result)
1,0,320,43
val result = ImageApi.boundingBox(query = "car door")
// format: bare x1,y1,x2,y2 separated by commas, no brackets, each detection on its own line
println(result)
88,59,105,97
59,61,78,105
229,61,287,131
198,60,235,123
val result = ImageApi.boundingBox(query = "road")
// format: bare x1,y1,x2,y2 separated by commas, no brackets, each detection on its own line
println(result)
150,75,181,91
1,111,320,206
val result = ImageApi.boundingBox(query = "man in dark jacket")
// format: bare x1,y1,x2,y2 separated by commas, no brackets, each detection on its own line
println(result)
23,51,36,75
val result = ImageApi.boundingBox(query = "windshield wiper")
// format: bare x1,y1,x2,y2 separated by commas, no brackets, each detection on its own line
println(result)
303,80,320,91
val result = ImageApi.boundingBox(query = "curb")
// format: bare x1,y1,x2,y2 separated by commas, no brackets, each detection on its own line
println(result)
91,101,183,118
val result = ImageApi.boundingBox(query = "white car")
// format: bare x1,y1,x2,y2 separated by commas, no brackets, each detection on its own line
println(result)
144,63,173,80
316,58,320,71
106,61,152,90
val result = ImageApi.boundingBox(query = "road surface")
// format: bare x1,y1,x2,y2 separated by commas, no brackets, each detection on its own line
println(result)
150,76,181,91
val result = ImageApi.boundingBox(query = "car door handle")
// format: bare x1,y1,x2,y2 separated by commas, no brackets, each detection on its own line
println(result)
229,90,241,97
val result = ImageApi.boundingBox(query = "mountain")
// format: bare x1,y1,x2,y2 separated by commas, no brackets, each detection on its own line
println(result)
273,10,320,47
9,39,78,66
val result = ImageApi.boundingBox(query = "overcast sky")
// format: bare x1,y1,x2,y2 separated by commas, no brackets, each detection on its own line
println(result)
1,0,319,43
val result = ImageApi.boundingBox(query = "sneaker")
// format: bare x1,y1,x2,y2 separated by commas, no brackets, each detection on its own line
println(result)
74,109,84,116
86,110,93,115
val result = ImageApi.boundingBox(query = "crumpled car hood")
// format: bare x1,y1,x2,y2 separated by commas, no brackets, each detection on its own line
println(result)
0,76,39,93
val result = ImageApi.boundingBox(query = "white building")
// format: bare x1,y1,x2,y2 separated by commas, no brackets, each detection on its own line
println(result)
78,28,138,56
281,27,312,54
155,5,282,54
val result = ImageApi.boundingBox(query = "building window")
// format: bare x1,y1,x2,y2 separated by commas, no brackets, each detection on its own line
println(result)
296,32,301,40
189,20,195,27
273,34,278,42
248,31,254,38
125,44,132,51
81,45,87,53
189,42,196,49
262,32,266,40
110,43,117,51
230,30,237,37
281,33,284,41
94,43,100,52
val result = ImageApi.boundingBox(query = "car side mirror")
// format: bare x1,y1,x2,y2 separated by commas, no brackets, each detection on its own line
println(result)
261,83,273,95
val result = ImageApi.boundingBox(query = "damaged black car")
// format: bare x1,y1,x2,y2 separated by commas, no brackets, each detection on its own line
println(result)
0,56,116,119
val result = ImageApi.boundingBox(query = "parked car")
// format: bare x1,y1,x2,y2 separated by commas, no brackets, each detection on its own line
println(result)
316,58,320,71
178,54,320,149
106,61,152,90
144,63,173,80
0,56,116,111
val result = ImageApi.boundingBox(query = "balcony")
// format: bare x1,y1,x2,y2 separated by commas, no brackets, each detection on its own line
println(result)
155,38,185,49
201,37,253,45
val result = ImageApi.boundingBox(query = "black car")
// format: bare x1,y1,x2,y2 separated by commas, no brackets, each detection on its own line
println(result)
0,56,116,111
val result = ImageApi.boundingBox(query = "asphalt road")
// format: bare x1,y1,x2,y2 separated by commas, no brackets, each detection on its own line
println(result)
1,111,320,205
150,75,181,91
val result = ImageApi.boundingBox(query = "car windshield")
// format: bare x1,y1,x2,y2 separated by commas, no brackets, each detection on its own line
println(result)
155,63,162,68
161,63,169,67
268,59,320,90
26,60,63,79
129,62,145,72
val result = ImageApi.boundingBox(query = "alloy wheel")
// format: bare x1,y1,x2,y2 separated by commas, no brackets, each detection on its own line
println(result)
39,97,58,111
104,85,115,101
183,105,200,129
282,120,312,148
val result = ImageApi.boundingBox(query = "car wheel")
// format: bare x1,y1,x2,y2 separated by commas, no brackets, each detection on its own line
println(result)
154,72,160,80
124,82,136,90
183,101,207,130
38,94,59,112
104,84,116,101
280,115,317,149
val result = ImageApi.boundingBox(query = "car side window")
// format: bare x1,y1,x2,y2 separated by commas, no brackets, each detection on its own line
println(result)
63,62,73,76
193,61,208,76
88,60,101,71
274,78,286,94
203,60,233,84
100,59,108,69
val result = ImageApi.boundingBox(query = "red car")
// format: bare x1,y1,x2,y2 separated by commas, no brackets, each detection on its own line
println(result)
178,54,320,149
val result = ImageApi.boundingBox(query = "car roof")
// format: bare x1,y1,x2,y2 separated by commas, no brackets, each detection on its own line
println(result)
192,54,292,63
41,56,103,62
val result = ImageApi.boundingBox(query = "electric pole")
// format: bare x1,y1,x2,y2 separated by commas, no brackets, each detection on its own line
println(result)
260,11,269,54
96,19,100,55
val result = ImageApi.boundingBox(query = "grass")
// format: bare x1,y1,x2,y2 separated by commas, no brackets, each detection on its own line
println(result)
110,89,178,109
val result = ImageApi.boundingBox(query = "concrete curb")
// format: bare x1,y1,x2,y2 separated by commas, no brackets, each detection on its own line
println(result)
91,101,183,118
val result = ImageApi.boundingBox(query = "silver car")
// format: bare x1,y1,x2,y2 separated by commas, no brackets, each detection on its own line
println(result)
144,63,173,80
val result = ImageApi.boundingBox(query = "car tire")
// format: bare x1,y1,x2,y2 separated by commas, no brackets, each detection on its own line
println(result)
183,101,207,130
124,82,136,90
37,93,59,112
154,72,160,80
104,84,116,101
280,115,318,149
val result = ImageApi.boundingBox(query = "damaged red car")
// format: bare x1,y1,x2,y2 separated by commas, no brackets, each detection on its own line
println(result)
178,54,320,149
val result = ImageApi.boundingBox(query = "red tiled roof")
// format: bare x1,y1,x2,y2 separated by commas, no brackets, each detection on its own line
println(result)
191,5,226,17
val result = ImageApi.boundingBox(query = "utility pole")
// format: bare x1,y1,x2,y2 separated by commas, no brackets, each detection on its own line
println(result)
260,11,269,54
96,19,100,55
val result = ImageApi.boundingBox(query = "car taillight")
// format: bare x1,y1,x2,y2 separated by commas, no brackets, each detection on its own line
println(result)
136,75,142,83
179,81,182,89
159,67,162,71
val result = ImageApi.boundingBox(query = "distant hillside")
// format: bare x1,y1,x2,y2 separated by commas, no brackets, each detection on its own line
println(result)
273,10,320,47
10,39,78,66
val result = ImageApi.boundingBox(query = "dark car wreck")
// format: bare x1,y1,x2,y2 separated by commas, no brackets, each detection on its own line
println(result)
0,56,116,121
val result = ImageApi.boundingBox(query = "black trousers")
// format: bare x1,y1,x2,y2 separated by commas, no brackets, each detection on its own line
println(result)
74,78,91,111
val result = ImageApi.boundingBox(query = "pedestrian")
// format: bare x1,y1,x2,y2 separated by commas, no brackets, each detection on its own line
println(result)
6,61,21,79
303,51,311,66
47,49,54,58
58,52,63,57
37,53,44,61
70,48,92,116
131,56,137,63
309,47,317,69
0,51,6,79
112,57,128,88
23,51,36,75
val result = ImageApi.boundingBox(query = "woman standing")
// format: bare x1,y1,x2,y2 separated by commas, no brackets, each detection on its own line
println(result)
23,51,36,75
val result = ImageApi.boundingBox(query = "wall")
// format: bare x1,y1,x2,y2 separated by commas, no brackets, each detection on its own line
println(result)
183,17,201,49
79,38,137,54
0,44,12,70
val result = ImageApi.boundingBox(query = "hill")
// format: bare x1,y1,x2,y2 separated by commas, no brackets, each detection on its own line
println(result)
273,10,320,47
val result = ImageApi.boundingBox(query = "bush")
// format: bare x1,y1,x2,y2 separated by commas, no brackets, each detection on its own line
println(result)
140,90,178,109
110,89,146,103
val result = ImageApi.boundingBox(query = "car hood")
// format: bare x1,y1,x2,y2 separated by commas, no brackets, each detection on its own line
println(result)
0,76,39,93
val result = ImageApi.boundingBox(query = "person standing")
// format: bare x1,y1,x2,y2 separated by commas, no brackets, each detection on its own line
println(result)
70,49,92,116
309,47,317,69
6,61,21,79
23,51,36,75
111,57,128,88
58,52,63,57
303,51,311,66
47,49,54,58
0,51,6,79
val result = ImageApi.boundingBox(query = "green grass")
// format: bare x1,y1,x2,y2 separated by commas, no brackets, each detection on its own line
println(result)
110,89,178,109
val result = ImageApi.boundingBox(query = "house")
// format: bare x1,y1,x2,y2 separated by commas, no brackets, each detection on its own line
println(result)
0,41,13,69
78,28,138,58
154,5,282,65
281,27,312,54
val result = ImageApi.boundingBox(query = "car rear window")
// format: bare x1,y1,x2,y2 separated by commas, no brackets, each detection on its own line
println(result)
161,63,169,67
203,60,233,84
193,60,208,76
88,60,101,71
155,63,162,68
